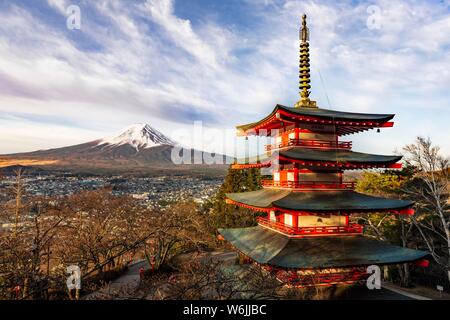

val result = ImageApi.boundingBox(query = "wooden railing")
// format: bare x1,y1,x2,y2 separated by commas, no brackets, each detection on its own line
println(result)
273,268,369,287
266,138,352,151
258,217,363,236
261,180,356,190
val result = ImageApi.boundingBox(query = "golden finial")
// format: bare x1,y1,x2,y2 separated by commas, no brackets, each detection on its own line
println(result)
301,14,309,42
295,14,317,108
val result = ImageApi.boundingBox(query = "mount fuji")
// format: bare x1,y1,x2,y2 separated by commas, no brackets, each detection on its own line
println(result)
98,123,176,151
0,124,229,176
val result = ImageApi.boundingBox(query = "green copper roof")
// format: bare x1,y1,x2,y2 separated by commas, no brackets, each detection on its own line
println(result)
219,226,428,268
235,148,401,165
227,189,291,208
226,189,413,211
236,104,395,132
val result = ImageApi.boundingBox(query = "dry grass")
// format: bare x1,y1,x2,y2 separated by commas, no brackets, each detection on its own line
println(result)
0,159,58,168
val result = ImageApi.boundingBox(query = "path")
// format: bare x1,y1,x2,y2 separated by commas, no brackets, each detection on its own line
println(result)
381,282,431,300
340,284,415,300
83,260,147,300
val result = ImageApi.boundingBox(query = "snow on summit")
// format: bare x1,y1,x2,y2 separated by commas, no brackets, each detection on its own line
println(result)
98,123,175,151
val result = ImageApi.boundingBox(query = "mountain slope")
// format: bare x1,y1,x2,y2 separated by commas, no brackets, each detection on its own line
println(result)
0,124,229,175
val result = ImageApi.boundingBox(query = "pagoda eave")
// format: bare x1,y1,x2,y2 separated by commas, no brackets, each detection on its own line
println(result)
226,198,414,216
225,198,272,213
225,189,414,214
218,226,429,269
278,156,403,170
232,148,403,170
231,161,402,170
236,104,395,137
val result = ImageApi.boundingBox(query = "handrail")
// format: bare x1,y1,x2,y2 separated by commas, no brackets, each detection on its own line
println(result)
261,180,356,190
266,138,352,151
257,217,363,236
274,269,369,287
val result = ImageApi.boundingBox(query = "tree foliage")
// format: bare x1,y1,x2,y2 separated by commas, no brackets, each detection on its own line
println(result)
209,166,262,229
356,137,450,288
355,166,414,196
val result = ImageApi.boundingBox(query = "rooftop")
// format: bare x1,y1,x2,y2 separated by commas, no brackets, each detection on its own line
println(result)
234,147,402,170
219,226,429,269
236,104,395,136
226,189,414,213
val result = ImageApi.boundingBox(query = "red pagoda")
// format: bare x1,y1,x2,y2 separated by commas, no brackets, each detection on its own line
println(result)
219,15,428,287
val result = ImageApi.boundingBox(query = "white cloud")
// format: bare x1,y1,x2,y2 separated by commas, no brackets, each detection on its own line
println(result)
47,0,69,14
143,0,222,69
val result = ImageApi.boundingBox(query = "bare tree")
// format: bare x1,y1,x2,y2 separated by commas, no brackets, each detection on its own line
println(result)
403,137,450,284
55,190,160,297
142,201,212,273
12,169,23,237
145,258,286,300
0,171,66,299
0,184,163,299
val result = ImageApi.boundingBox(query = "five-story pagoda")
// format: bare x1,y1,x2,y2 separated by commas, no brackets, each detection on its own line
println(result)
219,15,428,287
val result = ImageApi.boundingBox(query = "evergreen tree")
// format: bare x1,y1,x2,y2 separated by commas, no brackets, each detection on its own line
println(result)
210,166,262,229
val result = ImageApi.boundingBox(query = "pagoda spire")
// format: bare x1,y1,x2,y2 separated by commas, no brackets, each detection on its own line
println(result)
295,14,317,108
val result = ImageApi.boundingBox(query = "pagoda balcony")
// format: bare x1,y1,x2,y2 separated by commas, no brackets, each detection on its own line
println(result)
257,217,363,237
272,268,369,287
266,138,352,151
261,180,356,190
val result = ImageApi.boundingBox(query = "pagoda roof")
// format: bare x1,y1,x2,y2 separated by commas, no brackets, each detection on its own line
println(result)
234,148,402,169
237,104,395,136
226,189,413,213
219,226,428,269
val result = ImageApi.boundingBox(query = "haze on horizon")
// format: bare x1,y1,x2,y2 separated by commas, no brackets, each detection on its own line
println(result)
0,0,449,157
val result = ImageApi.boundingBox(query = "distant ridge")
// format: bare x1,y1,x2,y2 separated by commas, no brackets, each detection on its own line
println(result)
0,124,229,176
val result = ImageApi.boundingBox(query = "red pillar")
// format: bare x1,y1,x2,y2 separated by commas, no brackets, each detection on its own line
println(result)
292,212,298,230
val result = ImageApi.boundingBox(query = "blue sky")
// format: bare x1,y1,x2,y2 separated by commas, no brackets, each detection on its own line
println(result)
0,0,449,156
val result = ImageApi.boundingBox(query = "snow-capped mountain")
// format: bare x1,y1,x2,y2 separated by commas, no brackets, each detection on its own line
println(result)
98,123,175,151
1,123,229,175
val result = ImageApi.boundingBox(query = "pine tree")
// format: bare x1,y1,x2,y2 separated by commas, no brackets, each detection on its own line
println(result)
210,166,262,229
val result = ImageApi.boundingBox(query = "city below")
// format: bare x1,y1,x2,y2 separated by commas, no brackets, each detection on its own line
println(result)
0,172,222,209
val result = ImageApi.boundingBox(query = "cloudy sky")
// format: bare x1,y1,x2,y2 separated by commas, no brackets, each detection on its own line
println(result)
0,0,449,156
